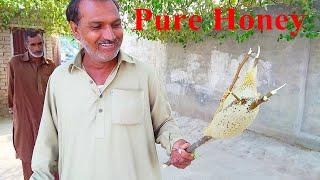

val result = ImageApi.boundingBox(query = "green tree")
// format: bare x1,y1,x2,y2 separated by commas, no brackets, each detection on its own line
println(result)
0,0,319,45
0,0,69,34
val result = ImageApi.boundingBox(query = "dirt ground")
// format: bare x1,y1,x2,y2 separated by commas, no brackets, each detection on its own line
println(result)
1,113,320,180
0,118,23,180
159,112,320,180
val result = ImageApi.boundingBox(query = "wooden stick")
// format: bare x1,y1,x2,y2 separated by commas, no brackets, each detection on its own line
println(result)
185,136,213,152
249,83,286,110
229,91,242,102
162,136,213,168
217,46,260,114
220,48,253,104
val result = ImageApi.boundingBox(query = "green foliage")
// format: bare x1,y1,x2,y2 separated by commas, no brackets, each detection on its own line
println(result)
0,0,69,34
0,0,319,45
120,0,320,45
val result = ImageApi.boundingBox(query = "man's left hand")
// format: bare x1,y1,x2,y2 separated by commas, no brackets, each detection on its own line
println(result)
170,139,194,169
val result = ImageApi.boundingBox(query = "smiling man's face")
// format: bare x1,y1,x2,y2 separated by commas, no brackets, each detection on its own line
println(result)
70,0,123,62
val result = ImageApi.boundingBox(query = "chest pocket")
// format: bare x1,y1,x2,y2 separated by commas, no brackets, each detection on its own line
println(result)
111,89,144,125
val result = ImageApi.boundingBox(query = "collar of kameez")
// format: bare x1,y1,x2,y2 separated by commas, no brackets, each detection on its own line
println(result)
68,48,136,73
22,51,51,64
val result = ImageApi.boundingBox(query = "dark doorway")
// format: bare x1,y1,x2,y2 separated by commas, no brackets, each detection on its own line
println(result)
12,28,27,55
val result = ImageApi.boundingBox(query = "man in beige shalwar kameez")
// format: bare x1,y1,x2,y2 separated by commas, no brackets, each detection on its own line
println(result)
30,0,194,179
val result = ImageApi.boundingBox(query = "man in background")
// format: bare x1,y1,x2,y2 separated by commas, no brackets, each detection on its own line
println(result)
7,29,56,180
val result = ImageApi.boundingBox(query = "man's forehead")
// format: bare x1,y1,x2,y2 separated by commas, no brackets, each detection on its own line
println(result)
78,0,120,21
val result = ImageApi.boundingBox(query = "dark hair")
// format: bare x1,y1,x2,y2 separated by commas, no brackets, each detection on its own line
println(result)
66,0,120,25
24,29,43,42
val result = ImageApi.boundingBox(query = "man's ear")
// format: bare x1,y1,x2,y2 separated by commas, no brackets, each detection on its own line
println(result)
69,21,81,41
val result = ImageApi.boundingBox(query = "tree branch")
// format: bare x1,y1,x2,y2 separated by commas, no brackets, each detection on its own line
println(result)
219,48,253,104
249,83,286,110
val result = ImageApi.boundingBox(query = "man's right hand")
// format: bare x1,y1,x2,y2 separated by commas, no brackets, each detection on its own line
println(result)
9,108,13,114
170,139,194,169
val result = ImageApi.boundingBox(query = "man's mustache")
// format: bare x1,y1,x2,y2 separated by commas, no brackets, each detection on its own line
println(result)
33,51,43,54
97,39,118,45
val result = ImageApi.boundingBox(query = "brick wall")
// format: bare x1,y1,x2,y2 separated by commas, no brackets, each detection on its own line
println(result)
0,29,12,118
44,35,53,60
0,29,56,118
